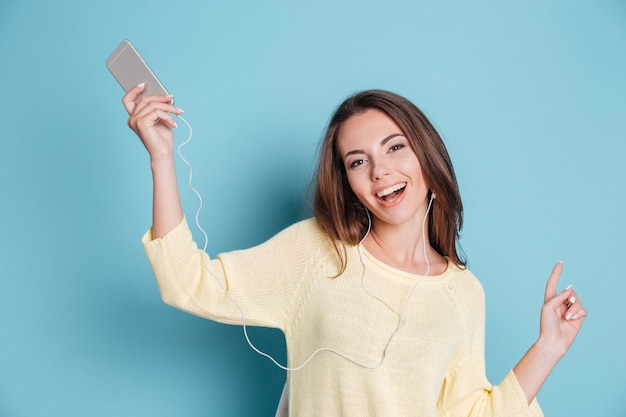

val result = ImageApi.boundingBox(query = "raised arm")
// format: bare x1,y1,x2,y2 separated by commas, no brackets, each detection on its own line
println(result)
123,83,185,238
513,261,587,404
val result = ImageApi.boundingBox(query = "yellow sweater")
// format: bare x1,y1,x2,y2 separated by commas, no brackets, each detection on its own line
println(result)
142,217,543,417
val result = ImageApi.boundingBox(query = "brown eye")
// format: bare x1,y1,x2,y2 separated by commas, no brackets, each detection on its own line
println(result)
389,144,405,153
349,159,365,169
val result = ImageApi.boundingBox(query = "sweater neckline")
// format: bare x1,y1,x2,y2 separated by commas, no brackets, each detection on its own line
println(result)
359,245,457,285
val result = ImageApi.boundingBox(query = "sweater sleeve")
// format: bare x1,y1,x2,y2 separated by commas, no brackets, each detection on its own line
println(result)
438,273,543,417
141,217,329,330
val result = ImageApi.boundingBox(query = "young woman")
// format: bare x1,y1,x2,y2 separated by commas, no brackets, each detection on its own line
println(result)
123,86,586,416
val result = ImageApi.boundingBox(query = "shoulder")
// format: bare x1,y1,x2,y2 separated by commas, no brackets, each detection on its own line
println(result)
446,264,490,330
229,217,334,262
270,218,329,246
448,262,485,302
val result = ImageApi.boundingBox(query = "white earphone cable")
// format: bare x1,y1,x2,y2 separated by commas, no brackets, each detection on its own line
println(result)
175,115,433,371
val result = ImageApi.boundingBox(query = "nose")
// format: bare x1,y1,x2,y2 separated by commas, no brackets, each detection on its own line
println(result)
370,158,391,181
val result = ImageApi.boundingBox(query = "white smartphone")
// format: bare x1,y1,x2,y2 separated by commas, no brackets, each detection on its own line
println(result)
106,39,171,100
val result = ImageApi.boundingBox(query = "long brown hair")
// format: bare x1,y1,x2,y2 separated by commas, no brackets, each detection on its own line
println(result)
313,90,465,273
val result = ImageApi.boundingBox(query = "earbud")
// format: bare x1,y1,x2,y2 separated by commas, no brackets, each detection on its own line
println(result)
431,192,436,200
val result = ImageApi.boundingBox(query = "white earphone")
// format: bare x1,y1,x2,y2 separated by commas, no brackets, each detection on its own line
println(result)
176,114,435,371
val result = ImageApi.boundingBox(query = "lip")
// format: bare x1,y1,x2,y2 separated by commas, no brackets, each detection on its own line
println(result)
374,182,407,197
373,182,407,207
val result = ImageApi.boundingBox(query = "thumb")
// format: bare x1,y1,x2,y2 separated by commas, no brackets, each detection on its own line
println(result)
545,284,573,311
122,83,147,115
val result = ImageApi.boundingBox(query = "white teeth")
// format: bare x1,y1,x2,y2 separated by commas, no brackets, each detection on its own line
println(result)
377,183,406,198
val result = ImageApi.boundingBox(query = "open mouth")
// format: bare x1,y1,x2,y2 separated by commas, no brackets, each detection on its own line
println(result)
376,183,406,202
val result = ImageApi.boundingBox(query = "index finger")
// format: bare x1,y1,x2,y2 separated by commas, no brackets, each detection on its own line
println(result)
544,261,564,301
122,83,148,115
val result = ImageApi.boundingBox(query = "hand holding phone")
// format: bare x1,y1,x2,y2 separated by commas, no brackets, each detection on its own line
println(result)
107,40,182,159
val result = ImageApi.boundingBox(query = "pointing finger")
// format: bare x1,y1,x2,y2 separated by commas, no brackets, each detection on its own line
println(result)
545,261,564,301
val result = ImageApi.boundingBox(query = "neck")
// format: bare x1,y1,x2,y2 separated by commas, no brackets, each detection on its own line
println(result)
362,217,447,276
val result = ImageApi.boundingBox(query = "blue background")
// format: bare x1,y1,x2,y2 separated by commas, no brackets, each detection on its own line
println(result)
1,1,624,416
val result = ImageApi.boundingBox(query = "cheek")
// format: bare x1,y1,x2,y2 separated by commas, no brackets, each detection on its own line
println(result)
345,172,367,198
402,158,426,184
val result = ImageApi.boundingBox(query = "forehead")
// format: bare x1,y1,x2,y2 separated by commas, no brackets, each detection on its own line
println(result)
336,109,404,153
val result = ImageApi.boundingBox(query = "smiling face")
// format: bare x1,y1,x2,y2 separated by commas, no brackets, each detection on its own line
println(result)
336,109,430,229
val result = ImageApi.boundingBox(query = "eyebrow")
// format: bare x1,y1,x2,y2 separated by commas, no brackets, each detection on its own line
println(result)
343,133,405,158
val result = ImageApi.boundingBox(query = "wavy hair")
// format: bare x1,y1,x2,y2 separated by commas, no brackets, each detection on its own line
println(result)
312,90,465,274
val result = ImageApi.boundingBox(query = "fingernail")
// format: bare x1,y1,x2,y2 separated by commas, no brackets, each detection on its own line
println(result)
569,296,576,304
137,82,145,88
572,314,579,320
565,312,572,320
173,122,178,128
565,284,573,290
